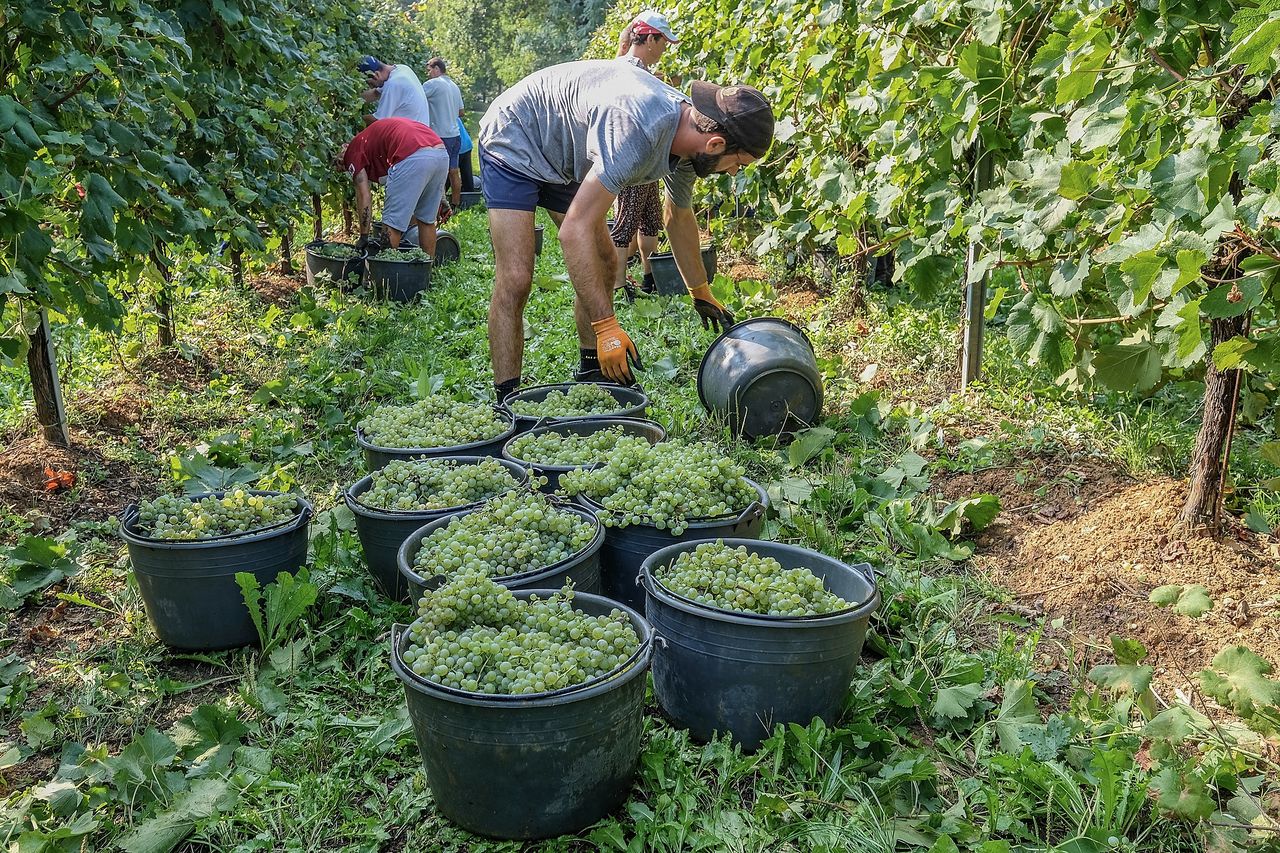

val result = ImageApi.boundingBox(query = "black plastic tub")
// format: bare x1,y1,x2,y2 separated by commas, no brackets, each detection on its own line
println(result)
396,502,604,603
367,249,432,303
698,317,823,440
647,244,717,296
119,491,313,651
458,191,484,210
533,224,545,256
501,417,666,494
434,229,461,266
640,539,879,750
343,457,529,602
390,592,651,839
305,242,366,290
355,408,519,472
574,478,768,613
501,382,650,434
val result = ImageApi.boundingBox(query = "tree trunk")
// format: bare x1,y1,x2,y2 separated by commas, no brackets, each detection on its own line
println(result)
1181,312,1249,530
151,250,176,347
231,247,244,288
280,227,295,275
312,193,323,242
27,309,70,447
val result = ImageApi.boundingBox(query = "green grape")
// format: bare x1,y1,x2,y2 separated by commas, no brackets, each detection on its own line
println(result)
373,246,431,262
507,427,637,467
356,457,518,511
359,395,507,449
312,242,358,259
136,489,298,540
559,440,756,535
655,541,852,617
401,570,640,695
507,383,625,418
413,489,595,580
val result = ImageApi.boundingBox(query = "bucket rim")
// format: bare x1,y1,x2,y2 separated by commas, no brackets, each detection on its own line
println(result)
396,497,605,591
343,456,529,520
501,417,666,474
355,406,517,456
389,589,653,707
366,251,434,266
120,489,313,548
696,316,816,411
639,537,880,627
499,382,650,423
572,477,768,530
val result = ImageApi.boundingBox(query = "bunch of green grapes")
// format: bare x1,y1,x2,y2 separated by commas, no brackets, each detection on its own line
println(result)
358,396,507,449
507,383,623,418
413,489,595,580
312,242,359,259
655,541,852,617
506,427,640,467
136,490,298,540
402,570,640,694
373,246,431,262
559,440,756,534
357,458,517,511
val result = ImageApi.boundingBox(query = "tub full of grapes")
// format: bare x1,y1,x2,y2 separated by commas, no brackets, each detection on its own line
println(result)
304,240,365,290
397,489,604,601
356,395,517,470
639,538,879,750
390,570,651,839
501,382,649,429
119,489,313,651
344,456,528,601
501,418,666,493
559,440,768,612
367,245,433,303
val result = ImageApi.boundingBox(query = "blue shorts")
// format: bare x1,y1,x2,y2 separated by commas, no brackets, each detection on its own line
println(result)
442,135,462,170
480,148,579,214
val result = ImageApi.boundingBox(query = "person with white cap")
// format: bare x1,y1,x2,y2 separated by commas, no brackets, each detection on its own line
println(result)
478,60,774,399
356,56,432,128
610,10,680,298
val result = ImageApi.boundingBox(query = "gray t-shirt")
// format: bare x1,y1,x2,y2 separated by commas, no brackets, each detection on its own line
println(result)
479,59,696,206
422,75,463,138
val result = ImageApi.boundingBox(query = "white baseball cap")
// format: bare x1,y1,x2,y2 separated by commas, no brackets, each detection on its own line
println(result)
631,10,679,43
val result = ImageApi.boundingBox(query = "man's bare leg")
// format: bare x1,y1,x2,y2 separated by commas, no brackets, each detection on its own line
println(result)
488,208,537,387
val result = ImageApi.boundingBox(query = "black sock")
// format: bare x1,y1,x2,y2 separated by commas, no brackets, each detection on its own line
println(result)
641,271,656,291
579,348,599,372
494,378,519,401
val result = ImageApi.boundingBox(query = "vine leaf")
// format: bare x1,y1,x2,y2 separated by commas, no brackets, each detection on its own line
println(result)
1150,767,1217,821
1199,645,1280,731
1092,341,1163,391
1149,583,1213,617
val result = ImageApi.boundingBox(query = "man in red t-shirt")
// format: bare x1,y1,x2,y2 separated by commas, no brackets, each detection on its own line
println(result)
337,117,448,254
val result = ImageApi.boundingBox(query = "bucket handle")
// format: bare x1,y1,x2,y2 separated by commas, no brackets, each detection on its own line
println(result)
730,500,766,531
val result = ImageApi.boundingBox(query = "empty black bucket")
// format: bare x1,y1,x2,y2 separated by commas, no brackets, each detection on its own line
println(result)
390,594,651,839
698,318,823,440
533,224,545,256
501,417,666,493
304,242,366,290
458,191,484,210
647,244,717,297
574,479,768,613
434,229,461,266
501,383,650,434
343,457,528,602
120,491,312,651
355,408,518,472
366,249,433,303
397,502,605,603
640,539,879,750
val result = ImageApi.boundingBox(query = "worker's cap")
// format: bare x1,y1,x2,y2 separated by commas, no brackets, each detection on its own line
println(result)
631,10,679,43
357,56,382,74
689,81,775,159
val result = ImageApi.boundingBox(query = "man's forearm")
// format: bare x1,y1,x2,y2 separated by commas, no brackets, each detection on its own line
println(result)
665,201,706,290
560,218,617,322
355,179,373,235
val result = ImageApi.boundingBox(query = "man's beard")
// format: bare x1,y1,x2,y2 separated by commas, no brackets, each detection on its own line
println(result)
690,152,722,177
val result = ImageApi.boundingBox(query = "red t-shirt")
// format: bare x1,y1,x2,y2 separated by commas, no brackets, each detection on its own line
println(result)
343,118,443,182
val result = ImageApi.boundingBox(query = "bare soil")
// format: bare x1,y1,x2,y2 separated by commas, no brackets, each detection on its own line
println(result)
248,270,305,306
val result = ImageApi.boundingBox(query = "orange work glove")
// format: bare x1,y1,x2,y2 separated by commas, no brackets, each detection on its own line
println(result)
592,315,643,384
688,283,736,332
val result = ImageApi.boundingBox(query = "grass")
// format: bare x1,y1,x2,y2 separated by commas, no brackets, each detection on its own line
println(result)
0,207,1276,850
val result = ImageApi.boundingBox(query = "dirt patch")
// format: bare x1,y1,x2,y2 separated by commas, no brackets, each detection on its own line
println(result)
249,270,305,306
974,477,1280,699
72,383,154,434
727,261,767,281
0,430,148,532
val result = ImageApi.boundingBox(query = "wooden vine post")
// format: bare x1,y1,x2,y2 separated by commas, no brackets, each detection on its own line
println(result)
960,145,994,390
27,309,70,447
312,193,323,242
280,226,295,275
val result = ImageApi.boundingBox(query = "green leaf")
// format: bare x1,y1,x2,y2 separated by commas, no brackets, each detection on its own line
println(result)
932,682,985,719
787,426,836,467
1213,336,1256,370
1151,148,1208,216
1050,256,1089,297
1143,704,1210,743
1149,584,1212,617
235,573,267,650
937,494,1001,536
1055,45,1108,104
1150,767,1216,820
1202,278,1264,319
1058,161,1096,200
1093,342,1163,391
1087,662,1154,696
1120,251,1164,306
1260,442,1280,468
114,775,237,853
1199,645,1280,726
